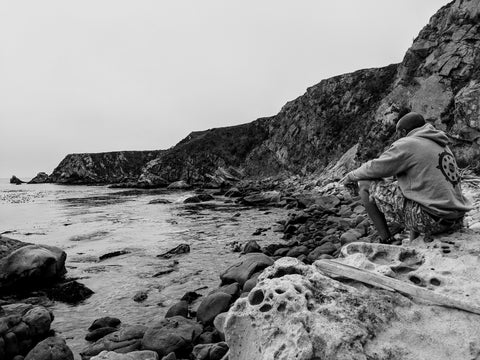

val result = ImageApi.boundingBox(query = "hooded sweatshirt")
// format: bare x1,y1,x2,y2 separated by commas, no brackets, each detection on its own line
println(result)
350,123,472,219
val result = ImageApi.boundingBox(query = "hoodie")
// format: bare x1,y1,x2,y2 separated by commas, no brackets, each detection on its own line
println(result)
350,123,472,219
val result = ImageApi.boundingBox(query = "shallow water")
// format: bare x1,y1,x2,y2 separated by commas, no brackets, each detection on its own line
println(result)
0,179,287,358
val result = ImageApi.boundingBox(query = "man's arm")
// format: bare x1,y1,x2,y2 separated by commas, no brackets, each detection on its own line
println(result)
342,141,411,183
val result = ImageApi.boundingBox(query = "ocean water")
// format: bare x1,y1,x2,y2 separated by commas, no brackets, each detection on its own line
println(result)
0,179,287,358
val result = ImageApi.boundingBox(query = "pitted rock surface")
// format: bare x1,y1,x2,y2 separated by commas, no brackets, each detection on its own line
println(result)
224,257,480,360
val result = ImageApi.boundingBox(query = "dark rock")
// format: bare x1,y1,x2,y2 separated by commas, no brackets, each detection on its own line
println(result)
284,224,298,234
28,172,49,184
180,291,202,304
85,327,118,342
133,291,148,303
157,244,190,259
261,243,284,256
88,317,121,331
209,283,240,298
307,242,337,262
165,301,189,319
80,325,146,359
196,293,232,324
0,243,66,292
340,229,362,245
220,253,274,287
224,188,242,198
161,353,177,360
24,336,73,360
192,342,229,360
149,198,172,204
22,306,53,338
10,176,25,185
47,280,93,304
48,151,162,185
183,196,201,204
242,272,262,293
315,195,341,212
286,245,309,258
273,247,290,257
167,180,191,189
242,191,281,206
98,250,129,261
141,316,203,358
5,332,19,358
242,240,261,254
197,194,214,202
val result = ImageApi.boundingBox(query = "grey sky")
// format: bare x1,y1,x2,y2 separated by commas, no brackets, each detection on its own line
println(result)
0,0,449,179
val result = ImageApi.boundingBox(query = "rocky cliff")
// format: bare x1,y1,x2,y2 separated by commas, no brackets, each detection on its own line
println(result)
48,150,162,185
136,0,480,185
46,0,480,185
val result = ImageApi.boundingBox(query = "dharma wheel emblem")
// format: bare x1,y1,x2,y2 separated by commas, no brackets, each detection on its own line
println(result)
437,150,459,186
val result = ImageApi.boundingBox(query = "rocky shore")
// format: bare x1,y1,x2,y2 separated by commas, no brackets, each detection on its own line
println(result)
2,175,480,359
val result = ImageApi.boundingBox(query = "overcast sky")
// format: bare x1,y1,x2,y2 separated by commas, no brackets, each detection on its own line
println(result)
0,0,450,179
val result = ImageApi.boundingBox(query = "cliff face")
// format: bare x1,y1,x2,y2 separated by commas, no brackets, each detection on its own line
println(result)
139,0,480,184
48,0,480,185
48,151,162,184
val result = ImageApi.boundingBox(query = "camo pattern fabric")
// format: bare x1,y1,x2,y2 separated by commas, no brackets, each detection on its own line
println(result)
369,180,462,236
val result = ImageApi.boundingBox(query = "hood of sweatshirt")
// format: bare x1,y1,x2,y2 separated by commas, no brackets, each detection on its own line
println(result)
407,123,449,147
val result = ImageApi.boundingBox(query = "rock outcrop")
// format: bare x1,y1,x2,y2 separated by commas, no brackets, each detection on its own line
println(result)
0,304,58,360
224,256,480,360
28,172,49,184
0,235,67,293
48,150,162,185
9,176,25,185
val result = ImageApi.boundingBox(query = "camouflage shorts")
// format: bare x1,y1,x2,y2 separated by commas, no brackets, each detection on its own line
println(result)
369,180,463,236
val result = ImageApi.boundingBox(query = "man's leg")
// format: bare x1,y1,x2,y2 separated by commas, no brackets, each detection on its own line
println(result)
358,180,392,242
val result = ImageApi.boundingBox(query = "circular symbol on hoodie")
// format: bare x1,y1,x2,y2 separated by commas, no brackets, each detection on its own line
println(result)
437,151,459,186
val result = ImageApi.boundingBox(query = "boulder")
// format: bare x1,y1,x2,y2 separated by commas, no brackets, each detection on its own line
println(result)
340,229,363,245
307,242,337,262
183,196,201,204
242,272,262,293
167,181,191,189
225,256,480,359
10,176,25,185
24,336,73,360
148,199,172,205
209,283,240,298
80,325,147,359
22,306,53,338
0,243,67,291
242,191,281,206
165,301,189,319
47,280,94,304
90,350,159,360
224,188,242,198
28,172,50,184
85,327,119,342
161,353,176,360
285,245,309,258
213,312,228,339
191,342,229,360
196,293,232,324
197,193,214,202
241,240,261,254
133,291,148,303
220,253,274,287
141,316,203,358
88,317,121,331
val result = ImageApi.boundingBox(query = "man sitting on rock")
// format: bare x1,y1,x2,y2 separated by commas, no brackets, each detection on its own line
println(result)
341,112,472,243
